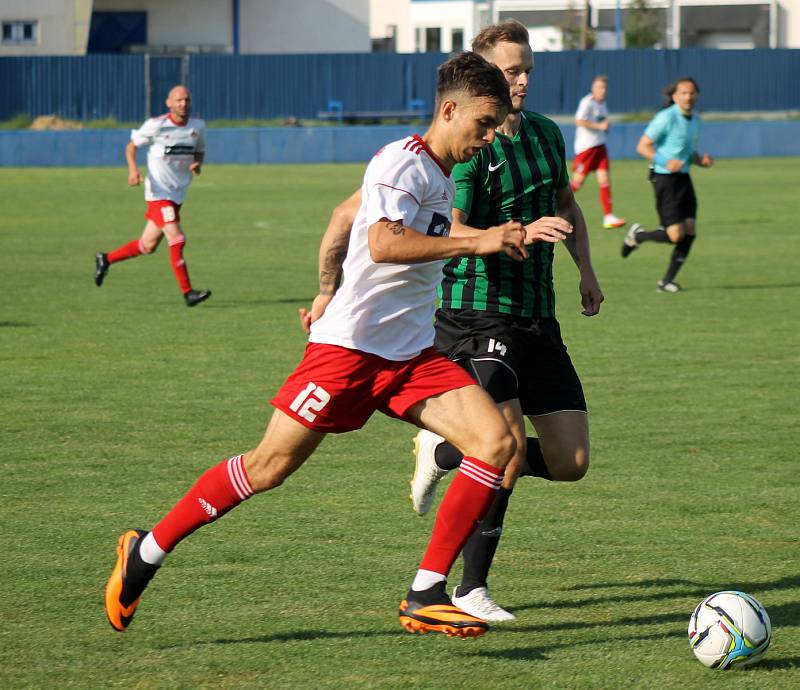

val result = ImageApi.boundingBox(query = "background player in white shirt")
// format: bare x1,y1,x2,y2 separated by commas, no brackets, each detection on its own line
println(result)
94,85,211,307
104,52,532,640
571,76,626,229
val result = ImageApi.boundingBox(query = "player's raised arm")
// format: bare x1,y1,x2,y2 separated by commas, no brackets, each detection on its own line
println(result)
299,188,362,334
368,217,527,264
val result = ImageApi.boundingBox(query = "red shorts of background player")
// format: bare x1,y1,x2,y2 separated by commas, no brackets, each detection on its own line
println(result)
271,343,477,433
145,200,182,228
572,144,609,175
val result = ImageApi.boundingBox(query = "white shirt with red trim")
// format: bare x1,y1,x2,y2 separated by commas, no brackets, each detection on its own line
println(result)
574,94,607,155
130,114,206,203
309,135,455,361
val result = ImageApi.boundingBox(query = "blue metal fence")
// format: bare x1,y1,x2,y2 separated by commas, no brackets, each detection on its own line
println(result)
1,50,799,123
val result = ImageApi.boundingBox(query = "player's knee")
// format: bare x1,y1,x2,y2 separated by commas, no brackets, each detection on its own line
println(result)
474,429,516,469
548,445,589,481
242,450,291,493
139,238,156,255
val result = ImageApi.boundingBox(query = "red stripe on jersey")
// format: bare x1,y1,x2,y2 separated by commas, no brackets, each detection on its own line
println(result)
374,183,421,206
410,134,451,176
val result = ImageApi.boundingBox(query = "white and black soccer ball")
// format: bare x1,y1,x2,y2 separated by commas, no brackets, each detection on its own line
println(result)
688,591,772,669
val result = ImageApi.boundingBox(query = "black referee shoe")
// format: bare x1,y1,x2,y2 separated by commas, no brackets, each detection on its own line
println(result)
94,252,110,286
621,223,642,258
184,289,212,307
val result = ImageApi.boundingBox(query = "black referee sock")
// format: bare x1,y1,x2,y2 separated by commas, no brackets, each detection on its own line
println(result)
636,227,672,244
663,234,695,284
433,441,463,471
519,437,552,480
456,487,514,598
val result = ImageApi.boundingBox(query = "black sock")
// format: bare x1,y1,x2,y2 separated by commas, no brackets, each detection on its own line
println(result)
120,538,160,607
456,487,513,597
434,441,464,471
518,437,551,480
663,234,695,284
636,227,671,244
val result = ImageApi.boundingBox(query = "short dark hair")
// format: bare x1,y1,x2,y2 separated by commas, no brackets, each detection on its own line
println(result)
662,76,700,108
436,51,512,112
472,19,530,56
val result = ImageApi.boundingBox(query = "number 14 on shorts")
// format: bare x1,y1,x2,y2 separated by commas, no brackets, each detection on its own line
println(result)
488,338,507,356
289,382,331,422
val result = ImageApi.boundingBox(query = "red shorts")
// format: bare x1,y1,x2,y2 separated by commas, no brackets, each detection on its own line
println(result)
271,343,477,433
573,145,609,174
145,200,182,228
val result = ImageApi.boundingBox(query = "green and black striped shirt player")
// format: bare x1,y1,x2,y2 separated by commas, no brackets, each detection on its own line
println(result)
440,110,569,318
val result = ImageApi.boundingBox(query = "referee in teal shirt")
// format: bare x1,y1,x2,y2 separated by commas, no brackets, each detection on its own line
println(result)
622,77,713,292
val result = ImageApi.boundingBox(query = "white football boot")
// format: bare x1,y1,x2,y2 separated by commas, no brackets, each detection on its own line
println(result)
409,429,449,516
452,587,516,622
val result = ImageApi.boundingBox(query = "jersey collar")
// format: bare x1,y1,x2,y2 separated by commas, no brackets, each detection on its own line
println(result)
167,113,188,126
411,135,451,176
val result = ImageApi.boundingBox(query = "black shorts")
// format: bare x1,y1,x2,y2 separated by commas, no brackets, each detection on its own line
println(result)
433,309,587,416
650,171,697,227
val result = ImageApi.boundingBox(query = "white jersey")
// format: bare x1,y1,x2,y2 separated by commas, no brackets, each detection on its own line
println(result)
574,94,607,155
130,114,206,203
309,135,454,361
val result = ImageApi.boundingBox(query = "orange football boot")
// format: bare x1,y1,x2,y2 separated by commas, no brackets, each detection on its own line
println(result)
399,583,489,638
104,529,155,631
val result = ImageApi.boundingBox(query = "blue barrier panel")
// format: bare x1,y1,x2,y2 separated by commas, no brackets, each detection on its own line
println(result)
2,122,799,167
2,50,799,122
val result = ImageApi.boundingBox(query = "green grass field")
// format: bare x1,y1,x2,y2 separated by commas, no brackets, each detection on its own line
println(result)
1,158,798,689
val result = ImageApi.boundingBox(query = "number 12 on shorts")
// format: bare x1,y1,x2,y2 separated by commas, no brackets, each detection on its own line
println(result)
288,382,331,422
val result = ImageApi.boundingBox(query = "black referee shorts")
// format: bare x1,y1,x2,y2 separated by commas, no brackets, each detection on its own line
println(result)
433,309,587,416
650,171,697,228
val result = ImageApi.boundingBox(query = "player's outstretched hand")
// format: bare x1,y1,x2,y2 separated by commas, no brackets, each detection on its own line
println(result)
298,293,335,334
524,217,572,244
579,271,604,317
477,221,527,261
189,162,202,176
128,168,143,186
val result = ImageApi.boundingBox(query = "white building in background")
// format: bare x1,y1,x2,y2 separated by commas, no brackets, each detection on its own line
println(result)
369,0,800,50
0,0,370,55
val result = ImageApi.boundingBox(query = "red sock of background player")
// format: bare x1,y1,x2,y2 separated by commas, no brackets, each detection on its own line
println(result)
138,455,255,565
168,234,192,294
599,183,612,215
411,457,503,591
107,239,144,264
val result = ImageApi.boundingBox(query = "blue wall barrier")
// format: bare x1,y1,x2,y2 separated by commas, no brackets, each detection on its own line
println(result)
2,50,799,122
1,121,799,167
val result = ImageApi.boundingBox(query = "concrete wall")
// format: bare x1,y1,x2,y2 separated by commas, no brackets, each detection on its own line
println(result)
2,121,799,166
0,0,92,55
239,0,370,54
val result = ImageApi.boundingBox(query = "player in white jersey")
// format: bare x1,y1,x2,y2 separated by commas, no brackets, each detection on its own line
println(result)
94,85,211,307
570,76,626,229
104,52,532,640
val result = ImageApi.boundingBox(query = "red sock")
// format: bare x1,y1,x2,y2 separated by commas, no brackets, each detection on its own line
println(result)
151,455,254,552
169,235,192,294
107,239,143,264
418,457,503,576
599,184,612,215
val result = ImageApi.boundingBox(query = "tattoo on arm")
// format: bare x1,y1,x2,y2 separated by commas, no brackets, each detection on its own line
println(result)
319,235,348,295
387,220,406,236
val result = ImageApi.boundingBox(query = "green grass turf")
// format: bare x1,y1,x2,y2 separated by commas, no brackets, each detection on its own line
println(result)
0,158,798,689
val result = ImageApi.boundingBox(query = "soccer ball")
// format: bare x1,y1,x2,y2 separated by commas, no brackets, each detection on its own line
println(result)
688,591,771,669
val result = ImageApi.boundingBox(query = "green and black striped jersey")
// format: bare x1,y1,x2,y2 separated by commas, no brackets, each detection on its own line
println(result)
439,111,569,318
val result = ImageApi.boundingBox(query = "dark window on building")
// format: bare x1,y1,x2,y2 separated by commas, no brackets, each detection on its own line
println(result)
2,20,38,44
425,27,441,52
87,11,147,53
680,5,770,48
451,28,464,52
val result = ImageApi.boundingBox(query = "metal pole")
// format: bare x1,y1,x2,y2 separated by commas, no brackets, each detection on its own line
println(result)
144,53,151,118
615,0,623,49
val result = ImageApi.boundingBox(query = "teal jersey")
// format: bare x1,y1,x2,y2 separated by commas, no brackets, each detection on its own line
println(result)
439,111,569,318
644,104,701,174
